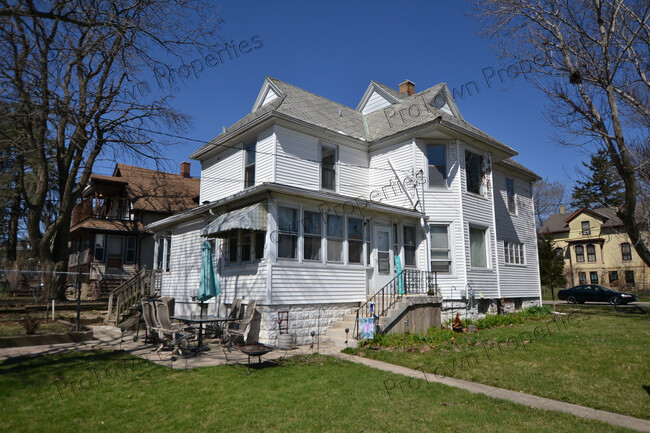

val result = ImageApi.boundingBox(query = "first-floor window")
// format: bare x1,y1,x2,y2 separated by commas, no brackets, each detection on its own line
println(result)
578,272,587,284
228,231,239,263
625,270,635,284
430,224,451,273
590,271,598,284
155,237,163,269
241,231,252,262
226,230,265,264
504,241,524,265
348,217,364,264
303,210,322,261
125,236,136,264
278,207,298,259
403,226,416,267
469,227,487,268
609,271,618,283
327,214,344,262
165,237,171,272
94,234,106,262
254,231,266,260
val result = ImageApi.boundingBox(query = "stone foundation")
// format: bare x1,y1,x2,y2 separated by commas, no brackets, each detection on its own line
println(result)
254,303,357,346
440,297,540,325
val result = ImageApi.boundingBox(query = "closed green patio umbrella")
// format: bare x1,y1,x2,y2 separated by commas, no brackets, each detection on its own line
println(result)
197,240,220,347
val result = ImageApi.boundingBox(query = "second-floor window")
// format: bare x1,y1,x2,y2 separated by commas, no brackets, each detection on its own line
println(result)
427,144,446,187
506,178,516,214
581,221,590,235
465,151,484,195
621,242,632,261
586,244,596,262
244,142,256,188
321,146,336,190
575,245,585,262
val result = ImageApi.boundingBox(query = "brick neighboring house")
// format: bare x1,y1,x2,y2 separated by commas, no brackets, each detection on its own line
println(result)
68,162,200,297
540,206,649,291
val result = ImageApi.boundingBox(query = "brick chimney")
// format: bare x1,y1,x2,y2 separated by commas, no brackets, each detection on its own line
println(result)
559,205,566,214
399,80,415,96
180,161,191,178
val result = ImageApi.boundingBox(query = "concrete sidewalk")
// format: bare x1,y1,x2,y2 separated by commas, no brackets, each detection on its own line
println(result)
331,351,650,433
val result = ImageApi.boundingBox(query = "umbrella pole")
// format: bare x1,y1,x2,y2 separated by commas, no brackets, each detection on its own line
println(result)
199,301,204,348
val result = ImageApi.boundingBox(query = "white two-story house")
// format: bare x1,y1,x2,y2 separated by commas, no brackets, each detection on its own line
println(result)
147,77,542,345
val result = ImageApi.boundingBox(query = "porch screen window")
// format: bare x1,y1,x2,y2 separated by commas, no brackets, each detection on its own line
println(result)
625,270,635,284
587,244,596,262
590,271,598,284
427,144,446,187
241,231,252,262
403,226,416,267
321,147,336,190
609,271,618,283
228,232,239,263
278,207,298,259
94,234,105,262
327,214,343,262
575,245,585,262
348,217,363,264
469,227,487,268
430,224,451,273
578,272,586,284
303,211,322,261
254,231,266,260
621,243,632,261
244,142,256,188
506,178,516,214
465,151,484,195
125,236,136,264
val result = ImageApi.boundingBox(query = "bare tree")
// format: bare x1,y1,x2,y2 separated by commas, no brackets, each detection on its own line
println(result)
533,179,567,227
0,0,222,298
472,0,650,267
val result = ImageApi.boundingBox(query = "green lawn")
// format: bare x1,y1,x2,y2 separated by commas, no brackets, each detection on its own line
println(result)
0,350,640,433
346,304,650,420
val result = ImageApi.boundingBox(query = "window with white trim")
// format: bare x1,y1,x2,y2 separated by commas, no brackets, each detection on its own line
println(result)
327,214,344,262
504,241,524,265
506,177,516,214
430,224,451,273
244,142,256,188
469,226,487,268
403,226,416,267
427,144,446,187
278,207,298,259
303,210,322,261
348,217,364,264
321,146,336,191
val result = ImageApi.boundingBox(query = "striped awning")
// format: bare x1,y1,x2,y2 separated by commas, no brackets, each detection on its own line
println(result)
202,202,267,238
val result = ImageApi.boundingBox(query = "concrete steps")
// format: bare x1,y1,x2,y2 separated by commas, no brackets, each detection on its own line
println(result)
319,313,357,353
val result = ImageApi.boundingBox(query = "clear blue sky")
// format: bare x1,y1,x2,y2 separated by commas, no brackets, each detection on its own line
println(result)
96,0,589,187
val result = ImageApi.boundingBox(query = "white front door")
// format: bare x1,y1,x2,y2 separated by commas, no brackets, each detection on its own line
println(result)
371,225,393,296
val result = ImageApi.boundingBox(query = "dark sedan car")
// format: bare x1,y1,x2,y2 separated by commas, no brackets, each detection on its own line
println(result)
558,284,637,305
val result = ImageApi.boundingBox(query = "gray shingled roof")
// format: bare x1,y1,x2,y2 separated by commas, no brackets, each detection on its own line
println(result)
540,207,624,233
498,158,541,180
371,80,405,102
192,77,518,159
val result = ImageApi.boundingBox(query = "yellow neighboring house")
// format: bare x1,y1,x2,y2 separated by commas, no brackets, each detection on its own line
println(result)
541,206,649,291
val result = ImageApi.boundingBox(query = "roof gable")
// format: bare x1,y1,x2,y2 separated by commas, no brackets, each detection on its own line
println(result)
252,77,283,112
356,81,402,114
427,84,463,120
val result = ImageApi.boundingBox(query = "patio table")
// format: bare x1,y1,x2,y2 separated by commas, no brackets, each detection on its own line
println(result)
170,315,234,349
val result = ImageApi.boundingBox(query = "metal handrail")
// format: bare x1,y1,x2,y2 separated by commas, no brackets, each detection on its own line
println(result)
353,269,438,340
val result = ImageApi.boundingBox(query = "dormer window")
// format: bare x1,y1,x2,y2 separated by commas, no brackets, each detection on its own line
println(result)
244,142,256,188
321,146,336,191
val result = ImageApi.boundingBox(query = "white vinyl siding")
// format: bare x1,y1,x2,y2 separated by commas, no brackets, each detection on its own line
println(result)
270,264,365,304
338,144,368,197
493,169,540,298
160,220,204,302
275,126,320,190
200,146,243,203
369,140,416,208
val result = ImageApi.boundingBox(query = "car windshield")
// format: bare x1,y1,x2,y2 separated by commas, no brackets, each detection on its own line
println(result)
596,286,613,292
